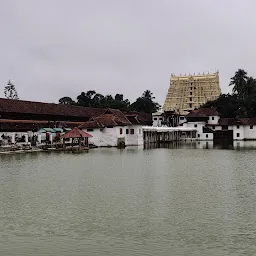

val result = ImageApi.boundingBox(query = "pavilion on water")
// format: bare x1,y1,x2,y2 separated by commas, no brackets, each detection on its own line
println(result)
60,127,92,151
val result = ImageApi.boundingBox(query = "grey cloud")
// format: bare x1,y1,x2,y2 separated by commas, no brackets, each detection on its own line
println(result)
1,0,256,105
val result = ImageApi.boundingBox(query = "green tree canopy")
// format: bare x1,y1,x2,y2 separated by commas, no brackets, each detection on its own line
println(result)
203,69,256,118
59,97,75,105
129,90,160,113
203,94,239,117
59,89,159,113
77,90,96,107
229,69,248,99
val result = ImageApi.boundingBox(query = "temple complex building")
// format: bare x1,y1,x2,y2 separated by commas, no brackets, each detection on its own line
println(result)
0,98,152,148
0,98,152,132
163,72,221,115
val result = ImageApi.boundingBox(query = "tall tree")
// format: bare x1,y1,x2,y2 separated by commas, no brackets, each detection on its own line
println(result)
60,89,158,113
4,79,19,99
245,77,256,101
229,69,248,100
203,94,239,118
92,93,105,108
129,90,160,113
114,94,124,102
77,92,86,106
112,94,130,110
59,96,75,105
142,90,154,99
101,95,115,108
203,69,256,118
77,90,96,107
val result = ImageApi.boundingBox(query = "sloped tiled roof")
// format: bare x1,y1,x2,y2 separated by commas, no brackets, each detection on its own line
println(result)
0,98,105,118
125,115,140,124
79,114,127,128
0,98,153,129
125,114,149,125
61,127,92,138
0,119,49,124
79,110,134,129
218,118,238,126
218,118,256,126
123,111,152,125
103,109,131,125
239,118,256,125
187,108,219,117
0,119,86,131
0,98,153,124
78,120,104,129
56,121,85,128
0,119,50,131
95,114,125,126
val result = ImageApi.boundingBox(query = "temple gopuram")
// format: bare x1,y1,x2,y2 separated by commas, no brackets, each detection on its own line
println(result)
163,72,221,116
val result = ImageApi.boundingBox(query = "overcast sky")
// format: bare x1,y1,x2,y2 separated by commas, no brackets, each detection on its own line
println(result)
1,0,255,105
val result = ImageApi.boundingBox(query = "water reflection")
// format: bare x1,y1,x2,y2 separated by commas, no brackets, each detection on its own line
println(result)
2,145,256,255
144,140,256,150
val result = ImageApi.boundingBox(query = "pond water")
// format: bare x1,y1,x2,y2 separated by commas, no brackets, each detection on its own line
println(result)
1,143,256,255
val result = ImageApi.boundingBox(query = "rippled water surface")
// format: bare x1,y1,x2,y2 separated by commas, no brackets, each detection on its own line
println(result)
1,145,256,255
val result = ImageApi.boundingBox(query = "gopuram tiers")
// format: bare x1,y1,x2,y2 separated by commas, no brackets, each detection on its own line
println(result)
163,72,221,115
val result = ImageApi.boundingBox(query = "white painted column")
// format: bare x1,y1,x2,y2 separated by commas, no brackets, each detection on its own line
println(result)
49,134,53,144
11,133,15,144
37,134,42,144
24,134,28,143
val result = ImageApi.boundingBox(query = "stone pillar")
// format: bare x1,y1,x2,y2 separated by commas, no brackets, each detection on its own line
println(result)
49,134,53,144
24,134,28,143
11,133,15,144
37,134,42,144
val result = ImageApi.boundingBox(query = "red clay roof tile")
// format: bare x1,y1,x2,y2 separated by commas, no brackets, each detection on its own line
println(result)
0,98,105,118
61,127,92,138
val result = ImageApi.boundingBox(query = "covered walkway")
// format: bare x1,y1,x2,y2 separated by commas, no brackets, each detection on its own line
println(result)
143,126,197,144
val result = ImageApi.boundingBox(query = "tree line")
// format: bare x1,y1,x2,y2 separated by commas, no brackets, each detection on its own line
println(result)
5,69,256,117
2,80,160,114
59,90,160,114
203,69,256,117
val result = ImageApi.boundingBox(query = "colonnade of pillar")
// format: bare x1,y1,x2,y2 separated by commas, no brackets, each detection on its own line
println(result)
143,130,196,144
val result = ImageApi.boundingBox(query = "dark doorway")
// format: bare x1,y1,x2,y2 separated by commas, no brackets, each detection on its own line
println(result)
214,130,233,142
214,130,233,148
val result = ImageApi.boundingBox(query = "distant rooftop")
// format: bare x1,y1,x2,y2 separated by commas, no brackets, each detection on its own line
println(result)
0,97,105,118
187,108,219,117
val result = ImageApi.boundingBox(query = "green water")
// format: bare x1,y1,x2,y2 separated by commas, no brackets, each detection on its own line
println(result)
1,145,256,255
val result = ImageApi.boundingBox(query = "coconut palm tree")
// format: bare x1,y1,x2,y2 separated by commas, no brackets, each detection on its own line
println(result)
229,69,248,99
130,90,160,113
142,90,154,100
